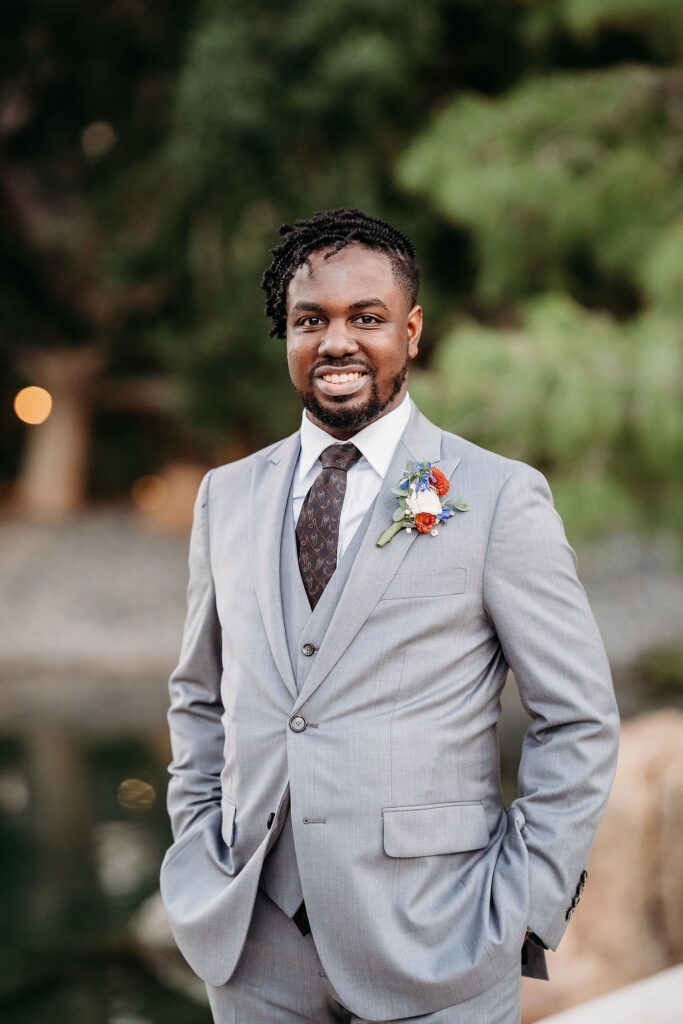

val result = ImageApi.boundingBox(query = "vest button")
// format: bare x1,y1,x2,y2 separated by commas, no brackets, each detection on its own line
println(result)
301,642,315,656
289,715,307,733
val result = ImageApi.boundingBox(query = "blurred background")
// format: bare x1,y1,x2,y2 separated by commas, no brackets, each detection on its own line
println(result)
0,1,682,1021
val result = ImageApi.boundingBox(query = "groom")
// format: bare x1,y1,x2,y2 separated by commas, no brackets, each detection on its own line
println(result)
160,209,620,1023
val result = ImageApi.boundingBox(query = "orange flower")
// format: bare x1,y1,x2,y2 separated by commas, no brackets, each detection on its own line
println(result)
429,467,449,497
415,512,437,534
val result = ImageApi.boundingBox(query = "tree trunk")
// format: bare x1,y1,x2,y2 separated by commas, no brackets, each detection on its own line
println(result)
15,347,102,517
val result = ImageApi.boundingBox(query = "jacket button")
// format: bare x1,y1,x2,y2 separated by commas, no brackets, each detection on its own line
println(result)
301,643,315,656
289,715,307,733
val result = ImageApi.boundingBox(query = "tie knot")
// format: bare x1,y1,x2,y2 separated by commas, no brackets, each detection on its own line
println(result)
319,442,362,472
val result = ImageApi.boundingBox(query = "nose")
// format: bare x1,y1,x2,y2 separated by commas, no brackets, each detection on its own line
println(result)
318,320,359,358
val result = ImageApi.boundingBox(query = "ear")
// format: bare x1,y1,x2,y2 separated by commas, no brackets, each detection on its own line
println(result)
406,305,423,359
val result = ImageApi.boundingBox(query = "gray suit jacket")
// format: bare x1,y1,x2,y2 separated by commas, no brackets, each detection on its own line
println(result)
160,400,620,1020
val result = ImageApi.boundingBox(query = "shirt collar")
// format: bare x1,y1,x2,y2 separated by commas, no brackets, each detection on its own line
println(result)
298,391,412,481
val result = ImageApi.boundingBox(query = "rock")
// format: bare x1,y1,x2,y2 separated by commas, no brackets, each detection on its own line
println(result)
538,963,683,1024
522,708,683,1022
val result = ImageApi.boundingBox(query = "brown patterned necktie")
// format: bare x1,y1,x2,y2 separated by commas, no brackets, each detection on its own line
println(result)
296,442,362,609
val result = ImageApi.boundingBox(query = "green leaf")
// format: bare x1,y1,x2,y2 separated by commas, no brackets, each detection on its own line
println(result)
392,507,406,521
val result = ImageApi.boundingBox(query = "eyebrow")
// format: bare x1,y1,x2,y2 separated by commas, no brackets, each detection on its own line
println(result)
290,297,389,315
349,298,389,311
290,301,325,315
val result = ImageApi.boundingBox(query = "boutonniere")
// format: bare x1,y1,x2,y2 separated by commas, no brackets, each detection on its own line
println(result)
376,460,470,547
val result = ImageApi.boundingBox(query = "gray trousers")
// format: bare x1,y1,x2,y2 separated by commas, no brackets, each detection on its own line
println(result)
205,887,522,1024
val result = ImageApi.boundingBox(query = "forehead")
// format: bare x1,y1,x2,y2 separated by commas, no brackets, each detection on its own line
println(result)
286,244,401,309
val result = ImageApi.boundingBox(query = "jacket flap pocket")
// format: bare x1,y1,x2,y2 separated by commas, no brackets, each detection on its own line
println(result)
382,800,489,858
382,568,466,601
221,797,236,847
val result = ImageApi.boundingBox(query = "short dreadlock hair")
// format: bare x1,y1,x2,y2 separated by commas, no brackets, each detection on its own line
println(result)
261,208,419,339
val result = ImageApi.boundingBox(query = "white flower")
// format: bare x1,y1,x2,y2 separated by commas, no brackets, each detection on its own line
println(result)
406,484,442,517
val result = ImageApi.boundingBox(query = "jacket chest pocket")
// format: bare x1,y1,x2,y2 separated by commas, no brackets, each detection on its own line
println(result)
381,567,467,601
382,800,489,857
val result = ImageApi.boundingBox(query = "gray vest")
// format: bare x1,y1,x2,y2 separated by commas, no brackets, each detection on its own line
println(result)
258,474,378,917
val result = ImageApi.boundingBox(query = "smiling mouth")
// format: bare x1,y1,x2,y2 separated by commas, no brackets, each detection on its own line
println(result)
321,371,364,384
314,368,369,397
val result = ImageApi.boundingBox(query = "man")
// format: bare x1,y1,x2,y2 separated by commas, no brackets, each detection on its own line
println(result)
160,208,620,1023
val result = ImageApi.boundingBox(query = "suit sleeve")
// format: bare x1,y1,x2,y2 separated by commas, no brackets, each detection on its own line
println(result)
483,464,620,950
166,469,225,843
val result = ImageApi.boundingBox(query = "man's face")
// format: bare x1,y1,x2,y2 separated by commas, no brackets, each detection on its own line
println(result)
285,244,422,439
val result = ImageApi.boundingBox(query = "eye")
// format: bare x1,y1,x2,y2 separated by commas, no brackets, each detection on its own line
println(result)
299,316,323,327
355,314,381,325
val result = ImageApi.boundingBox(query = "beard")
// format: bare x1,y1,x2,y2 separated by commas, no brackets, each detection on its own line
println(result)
295,360,408,432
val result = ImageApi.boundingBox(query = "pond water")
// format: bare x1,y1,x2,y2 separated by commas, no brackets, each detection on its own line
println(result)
0,727,211,1024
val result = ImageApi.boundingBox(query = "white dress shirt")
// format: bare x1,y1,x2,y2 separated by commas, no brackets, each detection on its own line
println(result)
293,391,412,558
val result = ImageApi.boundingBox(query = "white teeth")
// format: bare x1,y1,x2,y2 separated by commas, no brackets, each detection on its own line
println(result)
322,371,363,383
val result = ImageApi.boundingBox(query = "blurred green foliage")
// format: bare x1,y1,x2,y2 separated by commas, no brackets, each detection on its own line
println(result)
558,0,683,58
398,67,683,309
397,0,683,536
638,644,683,695
1,0,682,535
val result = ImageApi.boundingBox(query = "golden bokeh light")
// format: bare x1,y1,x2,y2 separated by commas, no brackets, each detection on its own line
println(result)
14,386,53,425
117,778,157,812
131,474,168,512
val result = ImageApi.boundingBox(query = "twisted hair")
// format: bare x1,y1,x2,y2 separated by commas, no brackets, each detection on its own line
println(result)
261,208,419,339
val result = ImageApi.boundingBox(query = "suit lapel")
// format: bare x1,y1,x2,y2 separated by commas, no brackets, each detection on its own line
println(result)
248,431,300,700
292,402,461,713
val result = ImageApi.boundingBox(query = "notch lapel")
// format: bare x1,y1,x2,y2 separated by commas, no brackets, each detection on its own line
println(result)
292,403,461,713
248,431,300,700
